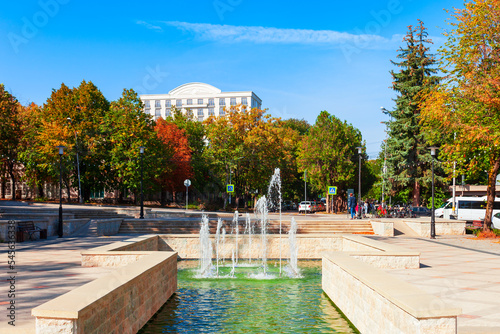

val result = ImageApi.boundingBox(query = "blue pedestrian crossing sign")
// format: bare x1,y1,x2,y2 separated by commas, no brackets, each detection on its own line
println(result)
328,186,337,195
227,184,235,193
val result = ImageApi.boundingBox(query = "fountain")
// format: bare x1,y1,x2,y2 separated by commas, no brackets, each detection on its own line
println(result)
196,168,301,280
139,169,359,333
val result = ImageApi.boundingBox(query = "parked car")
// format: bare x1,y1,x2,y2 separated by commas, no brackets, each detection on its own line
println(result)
299,201,314,213
282,200,297,211
412,206,432,217
316,201,326,212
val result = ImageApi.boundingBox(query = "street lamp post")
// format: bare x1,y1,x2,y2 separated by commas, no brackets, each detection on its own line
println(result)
57,145,65,238
356,146,362,219
304,170,307,215
429,146,439,239
139,146,145,219
381,107,392,208
67,117,82,204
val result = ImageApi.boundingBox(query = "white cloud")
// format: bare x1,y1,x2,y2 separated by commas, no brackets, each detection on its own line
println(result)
162,21,402,49
137,20,163,32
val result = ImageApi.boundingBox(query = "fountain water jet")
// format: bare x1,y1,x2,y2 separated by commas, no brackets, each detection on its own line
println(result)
255,196,269,276
215,218,223,277
199,214,213,277
268,168,282,275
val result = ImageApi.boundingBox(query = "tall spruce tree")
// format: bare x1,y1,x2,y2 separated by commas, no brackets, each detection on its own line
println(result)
386,21,440,206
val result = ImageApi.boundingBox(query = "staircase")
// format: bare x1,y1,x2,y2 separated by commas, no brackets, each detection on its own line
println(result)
118,218,374,235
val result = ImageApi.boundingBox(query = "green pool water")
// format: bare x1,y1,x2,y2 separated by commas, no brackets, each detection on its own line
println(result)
139,261,358,333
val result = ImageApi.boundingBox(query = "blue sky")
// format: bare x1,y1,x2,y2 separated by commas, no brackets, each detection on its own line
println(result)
1,0,463,158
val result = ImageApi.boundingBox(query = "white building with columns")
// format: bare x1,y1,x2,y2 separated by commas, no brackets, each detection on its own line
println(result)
140,82,262,121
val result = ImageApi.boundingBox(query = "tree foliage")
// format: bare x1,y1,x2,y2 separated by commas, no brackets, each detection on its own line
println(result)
0,84,23,199
204,106,299,207
155,118,193,193
386,21,441,206
297,111,371,209
420,0,500,228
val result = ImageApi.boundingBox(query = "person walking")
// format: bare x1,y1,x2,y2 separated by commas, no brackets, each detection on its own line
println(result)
348,193,356,219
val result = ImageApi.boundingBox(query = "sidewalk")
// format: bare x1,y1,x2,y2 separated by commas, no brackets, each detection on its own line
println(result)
371,234,500,333
0,234,132,333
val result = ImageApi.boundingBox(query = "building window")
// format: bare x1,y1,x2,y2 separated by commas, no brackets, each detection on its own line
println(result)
165,109,170,118
198,98,203,105
176,99,182,107
219,98,226,106
187,99,193,105
155,100,161,108
208,108,214,116
155,108,161,119
197,108,204,121
241,97,247,106
145,100,150,109
165,100,171,107
230,98,237,106
208,98,215,106
219,107,225,116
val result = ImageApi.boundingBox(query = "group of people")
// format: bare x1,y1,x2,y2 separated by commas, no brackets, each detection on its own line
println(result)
348,193,375,219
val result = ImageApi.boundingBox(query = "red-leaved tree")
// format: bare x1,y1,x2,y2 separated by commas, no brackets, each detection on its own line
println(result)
155,118,193,203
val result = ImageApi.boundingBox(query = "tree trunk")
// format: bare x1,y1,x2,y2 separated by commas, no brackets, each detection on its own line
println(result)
160,188,167,207
412,180,421,207
484,155,500,230
9,167,16,201
65,179,71,203
37,182,44,198
1,178,5,199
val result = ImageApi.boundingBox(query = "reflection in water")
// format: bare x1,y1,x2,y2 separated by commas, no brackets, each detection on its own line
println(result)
139,261,358,334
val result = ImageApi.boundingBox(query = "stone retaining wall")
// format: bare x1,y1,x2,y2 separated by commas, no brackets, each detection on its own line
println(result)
33,235,177,334
323,251,460,333
64,219,90,236
370,220,394,236
404,219,466,237
158,234,419,269
96,218,123,236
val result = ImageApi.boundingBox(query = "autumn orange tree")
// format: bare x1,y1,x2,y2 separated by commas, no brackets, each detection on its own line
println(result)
420,0,500,229
20,81,111,202
155,118,193,204
204,106,299,208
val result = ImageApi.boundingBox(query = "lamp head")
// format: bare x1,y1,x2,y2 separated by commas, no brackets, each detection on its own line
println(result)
57,145,66,155
356,146,362,154
428,146,439,157
139,146,145,154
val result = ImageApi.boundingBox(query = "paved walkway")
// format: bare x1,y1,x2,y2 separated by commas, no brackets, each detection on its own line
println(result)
3,200,500,333
370,234,500,334
0,234,132,333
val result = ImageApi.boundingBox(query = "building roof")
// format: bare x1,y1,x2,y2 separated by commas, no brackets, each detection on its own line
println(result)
169,82,222,96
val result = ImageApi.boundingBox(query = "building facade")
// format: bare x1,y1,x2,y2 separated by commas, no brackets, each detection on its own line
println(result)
140,82,262,121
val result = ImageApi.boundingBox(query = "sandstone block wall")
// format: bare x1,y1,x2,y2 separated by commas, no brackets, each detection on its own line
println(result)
322,252,460,334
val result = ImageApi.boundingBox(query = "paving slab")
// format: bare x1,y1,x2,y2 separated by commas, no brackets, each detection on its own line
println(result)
370,234,500,334
0,234,133,333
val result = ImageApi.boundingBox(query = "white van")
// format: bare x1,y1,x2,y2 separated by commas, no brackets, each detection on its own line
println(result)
435,196,500,227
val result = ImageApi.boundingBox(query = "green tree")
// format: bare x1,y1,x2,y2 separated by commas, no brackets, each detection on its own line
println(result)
0,84,22,199
297,111,370,211
420,0,500,229
104,88,166,203
386,21,441,206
